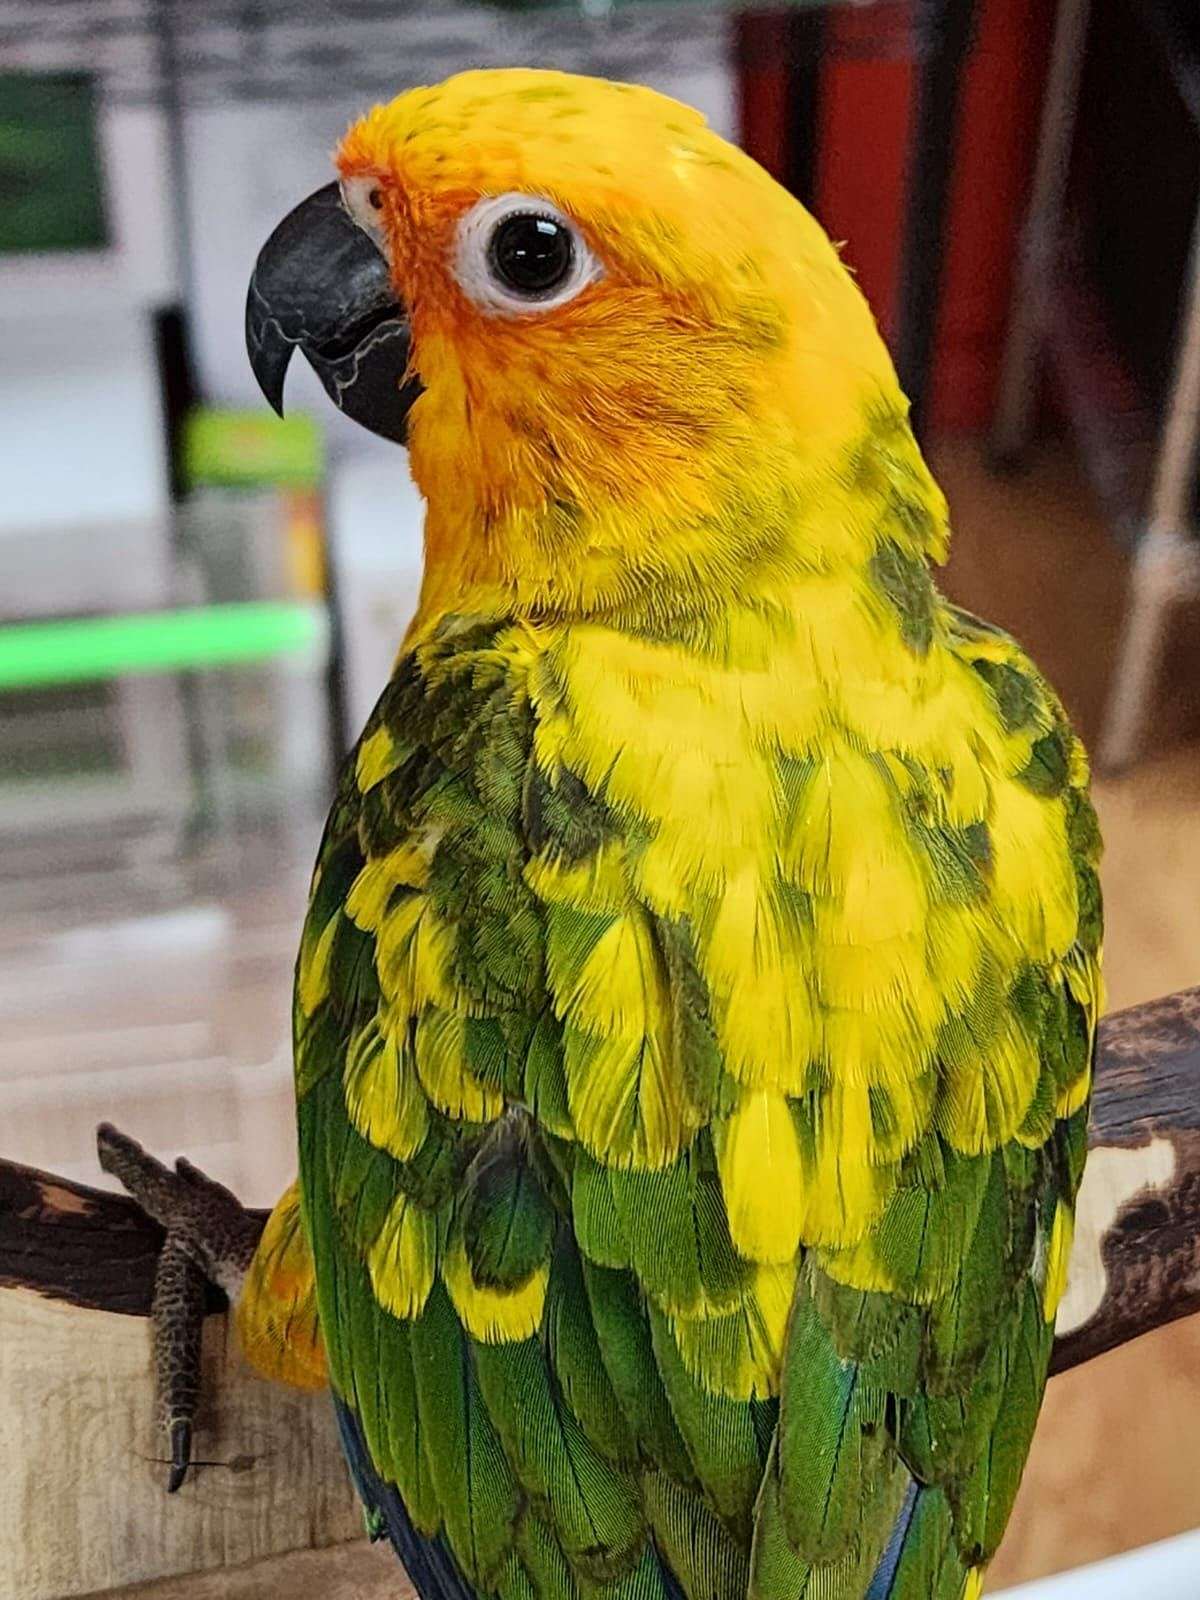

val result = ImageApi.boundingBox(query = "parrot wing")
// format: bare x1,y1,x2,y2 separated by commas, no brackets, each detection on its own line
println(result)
295,618,672,1600
749,607,1100,1599
294,598,1100,1600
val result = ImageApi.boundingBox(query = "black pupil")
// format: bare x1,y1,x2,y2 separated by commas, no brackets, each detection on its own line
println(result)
490,214,573,296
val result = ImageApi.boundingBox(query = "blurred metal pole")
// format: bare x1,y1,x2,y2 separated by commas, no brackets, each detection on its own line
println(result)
152,0,215,845
894,0,980,439
1097,194,1200,771
154,0,196,318
991,0,1093,466
150,0,200,510
783,8,828,208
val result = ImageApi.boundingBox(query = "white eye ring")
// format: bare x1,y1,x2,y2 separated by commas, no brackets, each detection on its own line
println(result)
340,176,388,240
453,193,602,316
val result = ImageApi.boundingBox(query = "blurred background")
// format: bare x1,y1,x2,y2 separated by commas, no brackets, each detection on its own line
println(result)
1,0,1199,1590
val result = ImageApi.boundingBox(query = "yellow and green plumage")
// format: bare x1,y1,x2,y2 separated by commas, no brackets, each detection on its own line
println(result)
265,67,1102,1600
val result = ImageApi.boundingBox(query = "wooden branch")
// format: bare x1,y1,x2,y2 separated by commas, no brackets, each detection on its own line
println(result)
1050,986,1200,1372
1,988,1199,1597
0,1161,259,1317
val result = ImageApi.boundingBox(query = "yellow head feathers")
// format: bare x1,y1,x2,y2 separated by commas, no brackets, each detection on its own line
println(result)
335,68,939,628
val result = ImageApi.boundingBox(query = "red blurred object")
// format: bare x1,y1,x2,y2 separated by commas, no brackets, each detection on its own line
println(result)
735,11,796,184
812,5,913,347
735,0,1055,432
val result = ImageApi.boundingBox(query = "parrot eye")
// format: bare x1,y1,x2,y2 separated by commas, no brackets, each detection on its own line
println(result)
454,193,602,315
491,214,572,295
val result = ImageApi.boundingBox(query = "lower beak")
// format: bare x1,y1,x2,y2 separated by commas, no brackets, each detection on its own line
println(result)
245,183,421,445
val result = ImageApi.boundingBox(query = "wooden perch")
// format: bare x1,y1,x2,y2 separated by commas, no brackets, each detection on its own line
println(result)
0,1162,250,1318
2,988,1200,1599
1050,986,1200,1372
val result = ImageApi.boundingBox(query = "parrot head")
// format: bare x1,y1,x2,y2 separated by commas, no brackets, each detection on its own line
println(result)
248,68,942,623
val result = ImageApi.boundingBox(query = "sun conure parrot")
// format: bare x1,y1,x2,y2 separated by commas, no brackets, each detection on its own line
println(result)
103,66,1102,1600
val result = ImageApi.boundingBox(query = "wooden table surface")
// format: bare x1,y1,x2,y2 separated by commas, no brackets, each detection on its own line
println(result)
91,1542,407,1600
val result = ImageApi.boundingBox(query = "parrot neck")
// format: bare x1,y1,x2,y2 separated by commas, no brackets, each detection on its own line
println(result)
403,396,948,649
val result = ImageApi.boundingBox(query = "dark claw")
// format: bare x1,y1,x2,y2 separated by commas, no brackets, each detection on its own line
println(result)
174,1153,249,1217
167,1419,193,1494
97,1122,179,1222
96,1123,264,1289
153,1231,206,1493
96,1124,267,1498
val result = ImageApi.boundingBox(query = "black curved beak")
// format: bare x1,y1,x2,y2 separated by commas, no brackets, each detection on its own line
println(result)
246,182,421,445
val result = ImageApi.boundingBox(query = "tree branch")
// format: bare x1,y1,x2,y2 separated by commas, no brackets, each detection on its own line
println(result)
1050,986,1200,1373
0,1159,266,1318
1,988,1198,1368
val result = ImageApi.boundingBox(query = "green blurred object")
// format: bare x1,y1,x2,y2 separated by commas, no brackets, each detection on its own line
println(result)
183,407,324,489
0,72,107,254
0,603,327,691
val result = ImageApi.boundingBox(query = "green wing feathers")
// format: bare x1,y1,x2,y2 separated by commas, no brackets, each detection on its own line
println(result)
295,485,1100,1600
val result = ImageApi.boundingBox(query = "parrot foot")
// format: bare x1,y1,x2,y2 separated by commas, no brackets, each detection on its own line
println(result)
96,1124,266,1492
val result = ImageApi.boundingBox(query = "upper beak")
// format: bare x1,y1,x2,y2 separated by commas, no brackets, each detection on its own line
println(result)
245,182,421,445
